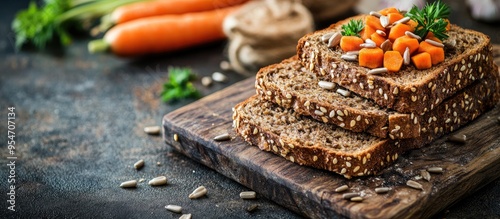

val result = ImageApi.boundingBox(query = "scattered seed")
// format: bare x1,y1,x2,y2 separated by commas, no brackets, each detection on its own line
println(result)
427,167,444,173
165,205,183,213
138,178,146,183
246,204,259,212
380,39,392,52
342,192,360,199
219,60,232,71
321,32,334,42
360,43,376,48
335,185,349,192
376,30,386,36
369,11,382,17
425,39,445,48
179,214,192,219
134,159,145,170
336,88,351,97
144,126,161,135
120,180,137,188
212,72,227,82
380,15,389,28
403,47,411,65
346,50,360,56
149,176,168,186
447,134,466,144
240,191,257,199
375,187,391,194
189,186,207,199
421,170,431,181
406,180,423,190
174,134,179,142
393,17,410,25
341,54,357,61
350,196,363,202
328,32,342,48
156,161,162,166
201,76,213,86
214,133,231,141
405,31,422,40
318,80,336,90
367,67,388,75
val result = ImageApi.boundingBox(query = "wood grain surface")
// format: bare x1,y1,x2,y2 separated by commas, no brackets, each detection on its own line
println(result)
162,46,500,219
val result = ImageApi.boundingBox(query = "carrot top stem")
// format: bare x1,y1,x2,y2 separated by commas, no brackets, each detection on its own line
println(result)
88,39,109,53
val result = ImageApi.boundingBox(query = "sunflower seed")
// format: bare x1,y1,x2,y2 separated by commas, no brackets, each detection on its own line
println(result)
144,126,161,135
405,31,422,40
381,39,392,52
149,176,168,186
360,43,376,48
425,39,445,48
240,191,257,199
341,54,357,61
427,167,444,173
165,205,183,213
376,30,386,36
134,159,145,170
342,192,360,199
375,187,391,194
174,134,179,142
214,133,231,141
212,72,227,82
189,186,207,199
380,15,390,28
393,17,410,25
421,170,431,181
246,204,259,212
321,32,334,42
350,196,363,202
369,11,382,17
219,60,232,71
447,134,466,144
404,47,411,65
336,88,351,97
318,80,336,90
367,67,388,75
328,32,342,48
406,180,423,190
334,185,349,192
179,214,192,219
120,180,137,188
201,76,212,86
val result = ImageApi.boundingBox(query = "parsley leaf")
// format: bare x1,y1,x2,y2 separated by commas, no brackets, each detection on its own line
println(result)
405,0,450,41
341,19,364,37
161,67,201,102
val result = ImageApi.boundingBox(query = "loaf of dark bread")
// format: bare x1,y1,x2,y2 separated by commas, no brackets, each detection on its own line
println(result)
297,15,494,113
255,56,498,139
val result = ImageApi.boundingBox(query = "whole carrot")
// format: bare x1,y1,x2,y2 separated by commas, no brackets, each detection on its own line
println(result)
111,0,248,24
89,5,241,56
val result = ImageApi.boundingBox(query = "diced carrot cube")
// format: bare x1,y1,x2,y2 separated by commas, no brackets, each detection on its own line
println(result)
387,13,404,24
392,35,420,56
361,25,377,41
418,41,445,65
370,32,386,47
411,52,433,70
379,7,399,16
388,23,414,42
340,36,364,52
384,51,404,72
359,47,384,69
365,15,385,31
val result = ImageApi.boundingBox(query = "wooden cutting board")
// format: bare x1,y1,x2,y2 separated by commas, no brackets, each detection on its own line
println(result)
162,46,500,219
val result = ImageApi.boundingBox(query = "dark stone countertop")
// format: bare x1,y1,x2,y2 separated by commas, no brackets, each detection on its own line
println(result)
1,0,499,218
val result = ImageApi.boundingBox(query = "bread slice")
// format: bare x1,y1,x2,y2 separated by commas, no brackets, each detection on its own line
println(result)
297,14,494,113
234,69,498,178
255,56,498,139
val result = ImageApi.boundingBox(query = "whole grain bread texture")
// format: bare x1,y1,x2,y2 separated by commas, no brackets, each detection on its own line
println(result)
297,14,495,113
255,56,498,139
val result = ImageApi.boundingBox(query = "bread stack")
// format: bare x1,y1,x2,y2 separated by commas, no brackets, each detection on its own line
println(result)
232,14,499,178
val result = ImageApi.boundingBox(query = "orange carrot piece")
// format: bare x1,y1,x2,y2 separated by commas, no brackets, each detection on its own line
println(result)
359,47,384,69
111,0,248,24
370,32,386,47
392,36,420,56
387,12,404,24
361,25,377,41
379,7,399,16
101,6,241,56
388,23,414,42
365,15,385,31
407,19,418,29
418,41,445,65
411,52,433,70
384,51,403,72
340,36,364,52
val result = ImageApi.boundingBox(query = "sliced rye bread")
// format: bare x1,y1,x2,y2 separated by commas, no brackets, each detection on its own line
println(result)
297,14,495,114
255,56,498,139
233,69,498,178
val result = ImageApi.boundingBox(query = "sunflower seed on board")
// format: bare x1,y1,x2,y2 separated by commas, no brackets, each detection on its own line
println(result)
201,76,213,87
380,15,390,28
375,187,391,194
246,204,259,212
367,67,388,75
120,180,137,188
342,192,360,199
134,159,145,170
360,43,376,48
219,60,232,71
212,72,227,82
406,180,423,190
240,191,257,199
350,196,363,202
376,30,386,36
381,39,392,52
425,39,445,48
393,17,410,25
427,167,444,173
214,133,231,141
144,126,161,135
421,170,431,181
404,47,411,65
318,81,336,90
341,54,357,61
189,186,207,199
149,176,168,186
179,214,192,219
334,185,349,192
336,88,351,97
321,32,334,42
447,134,467,144
405,31,422,40
369,11,382,18
165,205,183,213
328,32,342,48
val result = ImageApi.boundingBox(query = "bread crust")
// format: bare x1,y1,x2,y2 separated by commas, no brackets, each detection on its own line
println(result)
297,15,494,113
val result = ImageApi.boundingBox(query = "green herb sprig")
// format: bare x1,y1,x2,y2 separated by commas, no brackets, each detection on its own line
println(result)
341,19,364,37
405,0,450,41
161,67,201,102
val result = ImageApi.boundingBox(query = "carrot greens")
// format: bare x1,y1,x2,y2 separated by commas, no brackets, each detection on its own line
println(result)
341,19,364,37
161,67,201,102
405,0,450,41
